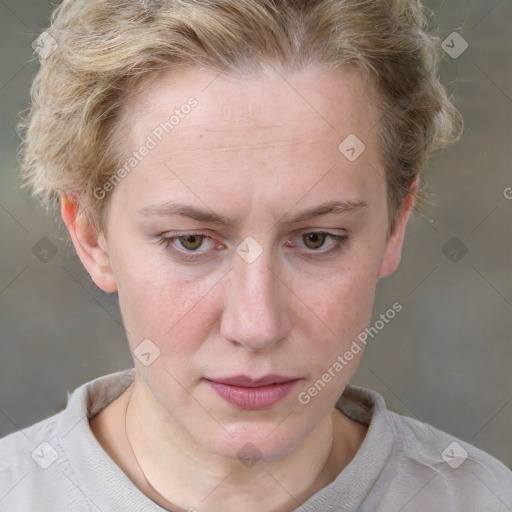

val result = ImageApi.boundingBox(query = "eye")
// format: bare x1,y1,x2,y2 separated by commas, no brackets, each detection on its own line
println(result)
156,232,218,261
290,231,349,256
156,230,349,263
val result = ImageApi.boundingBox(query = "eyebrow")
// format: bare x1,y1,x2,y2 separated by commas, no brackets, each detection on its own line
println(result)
137,199,368,226
279,199,368,224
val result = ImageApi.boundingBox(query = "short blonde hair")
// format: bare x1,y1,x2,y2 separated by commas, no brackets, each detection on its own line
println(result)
19,0,462,236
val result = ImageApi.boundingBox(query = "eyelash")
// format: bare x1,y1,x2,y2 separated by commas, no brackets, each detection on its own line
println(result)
156,231,350,262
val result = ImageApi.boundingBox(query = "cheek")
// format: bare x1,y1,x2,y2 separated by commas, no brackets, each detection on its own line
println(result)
113,246,222,356
296,255,379,339
291,264,377,411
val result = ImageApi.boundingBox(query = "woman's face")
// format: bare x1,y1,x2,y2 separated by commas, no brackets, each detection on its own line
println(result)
90,65,409,460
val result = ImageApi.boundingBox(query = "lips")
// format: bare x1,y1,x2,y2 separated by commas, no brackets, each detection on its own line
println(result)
210,374,298,387
205,375,300,410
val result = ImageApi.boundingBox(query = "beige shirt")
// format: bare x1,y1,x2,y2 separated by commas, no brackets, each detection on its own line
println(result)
1,369,511,511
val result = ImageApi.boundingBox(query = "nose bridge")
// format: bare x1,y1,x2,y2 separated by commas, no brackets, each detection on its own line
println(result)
220,246,291,351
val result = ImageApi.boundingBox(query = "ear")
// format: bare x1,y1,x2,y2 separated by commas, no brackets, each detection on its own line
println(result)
378,179,418,278
61,195,118,293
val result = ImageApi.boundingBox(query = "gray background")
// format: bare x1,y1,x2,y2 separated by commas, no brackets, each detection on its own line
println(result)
0,0,511,471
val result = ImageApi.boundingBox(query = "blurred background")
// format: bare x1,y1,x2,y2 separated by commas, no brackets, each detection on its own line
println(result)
0,0,511,471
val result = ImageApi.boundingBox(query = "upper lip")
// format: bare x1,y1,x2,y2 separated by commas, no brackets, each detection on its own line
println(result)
206,375,299,387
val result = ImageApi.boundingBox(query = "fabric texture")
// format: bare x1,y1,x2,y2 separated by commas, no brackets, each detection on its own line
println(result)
1,369,511,511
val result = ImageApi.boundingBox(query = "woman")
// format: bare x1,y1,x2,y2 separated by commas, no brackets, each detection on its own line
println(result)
1,0,511,510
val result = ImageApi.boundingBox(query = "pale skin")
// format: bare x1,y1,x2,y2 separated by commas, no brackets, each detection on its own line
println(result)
62,64,416,512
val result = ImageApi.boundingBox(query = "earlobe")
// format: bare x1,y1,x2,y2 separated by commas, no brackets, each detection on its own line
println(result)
61,195,118,293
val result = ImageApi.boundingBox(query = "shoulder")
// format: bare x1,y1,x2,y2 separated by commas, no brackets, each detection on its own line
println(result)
0,411,61,477
0,370,135,511
383,405,512,509
0,412,91,511
338,385,512,511
389,409,511,473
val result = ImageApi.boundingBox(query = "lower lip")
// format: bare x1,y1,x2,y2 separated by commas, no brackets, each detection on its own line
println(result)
207,380,300,410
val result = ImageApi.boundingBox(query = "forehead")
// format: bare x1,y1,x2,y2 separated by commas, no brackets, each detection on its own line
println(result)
114,65,384,216
121,64,379,146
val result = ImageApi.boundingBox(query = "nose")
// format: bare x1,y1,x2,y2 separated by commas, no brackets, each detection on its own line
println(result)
220,251,292,352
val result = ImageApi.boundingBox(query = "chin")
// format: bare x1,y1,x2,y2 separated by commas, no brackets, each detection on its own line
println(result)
195,419,306,463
